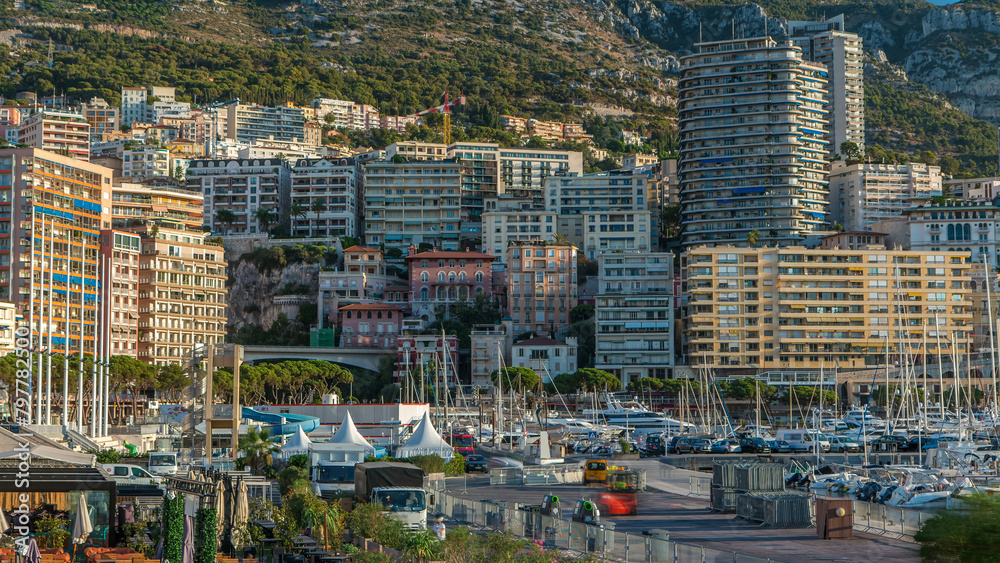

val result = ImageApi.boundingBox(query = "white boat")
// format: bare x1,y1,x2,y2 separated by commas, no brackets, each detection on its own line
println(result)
842,409,888,430
583,397,695,433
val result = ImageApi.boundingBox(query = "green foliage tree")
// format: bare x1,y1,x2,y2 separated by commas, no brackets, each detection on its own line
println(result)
239,426,280,475
156,364,192,401
915,494,1000,560
289,201,307,232
627,377,664,392
718,377,777,401
255,207,275,234
311,199,327,236
569,304,594,324
491,366,540,392
839,141,861,160
215,209,237,235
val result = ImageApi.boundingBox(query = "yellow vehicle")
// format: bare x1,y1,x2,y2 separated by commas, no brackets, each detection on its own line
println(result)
584,459,608,484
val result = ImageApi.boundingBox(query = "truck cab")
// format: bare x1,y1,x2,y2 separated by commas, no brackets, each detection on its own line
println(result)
311,462,357,498
147,452,178,476
371,486,428,530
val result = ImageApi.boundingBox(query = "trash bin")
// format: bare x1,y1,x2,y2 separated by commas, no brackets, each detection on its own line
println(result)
816,497,853,539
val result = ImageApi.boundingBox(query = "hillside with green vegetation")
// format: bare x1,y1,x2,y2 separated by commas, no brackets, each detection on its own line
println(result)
4,0,1000,172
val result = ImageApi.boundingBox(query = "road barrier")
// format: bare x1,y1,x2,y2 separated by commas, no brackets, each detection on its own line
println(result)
853,500,930,541
431,486,795,563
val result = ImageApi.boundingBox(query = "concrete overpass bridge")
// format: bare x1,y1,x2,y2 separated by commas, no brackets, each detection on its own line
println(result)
241,346,394,372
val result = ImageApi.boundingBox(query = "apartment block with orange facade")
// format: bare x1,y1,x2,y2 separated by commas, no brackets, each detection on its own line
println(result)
18,110,91,162
129,224,227,366
505,241,578,336
0,148,113,357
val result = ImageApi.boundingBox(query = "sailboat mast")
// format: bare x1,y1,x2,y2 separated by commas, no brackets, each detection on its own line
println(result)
985,257,998,414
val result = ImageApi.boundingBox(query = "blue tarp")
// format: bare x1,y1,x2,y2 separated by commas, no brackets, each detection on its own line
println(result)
72,199,102,213
733,187,766,195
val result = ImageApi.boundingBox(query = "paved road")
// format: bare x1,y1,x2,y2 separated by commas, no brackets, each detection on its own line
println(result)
456,456,919,562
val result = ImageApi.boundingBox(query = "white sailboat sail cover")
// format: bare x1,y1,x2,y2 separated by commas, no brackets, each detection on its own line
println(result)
281,425,312,456
329,411,375,452
398,410,454,459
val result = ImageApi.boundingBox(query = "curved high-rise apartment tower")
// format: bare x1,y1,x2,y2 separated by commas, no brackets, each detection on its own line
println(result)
678,37,830,248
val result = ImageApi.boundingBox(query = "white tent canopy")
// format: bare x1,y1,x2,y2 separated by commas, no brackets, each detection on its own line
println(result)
397,411,454,460
328,411,375,452
280,426,312,457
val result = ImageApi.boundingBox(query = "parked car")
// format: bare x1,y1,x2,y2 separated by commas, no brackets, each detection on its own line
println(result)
827,436,861,453
738,437,772,454
641,435,665,457
921,436,959,451
464,454,489,473
674,438,713,454
767,440,792,453
869,435,910,451
711,440,742,454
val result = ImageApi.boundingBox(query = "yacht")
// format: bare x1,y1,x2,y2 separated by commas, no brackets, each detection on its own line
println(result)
583,398,695,433
842,409,888,430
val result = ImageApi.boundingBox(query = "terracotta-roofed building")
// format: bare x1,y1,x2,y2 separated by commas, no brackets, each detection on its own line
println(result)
338,303,403,348
405,246,496,319
511,336,578,382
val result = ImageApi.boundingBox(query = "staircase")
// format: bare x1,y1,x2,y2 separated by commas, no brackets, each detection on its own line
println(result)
65,428,102,452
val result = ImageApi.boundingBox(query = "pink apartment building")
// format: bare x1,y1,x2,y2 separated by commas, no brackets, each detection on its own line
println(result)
405,247,496,320
338,303,403,348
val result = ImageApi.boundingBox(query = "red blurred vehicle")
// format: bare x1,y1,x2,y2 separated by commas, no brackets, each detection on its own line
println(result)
447,433,475,456
595,470,639,515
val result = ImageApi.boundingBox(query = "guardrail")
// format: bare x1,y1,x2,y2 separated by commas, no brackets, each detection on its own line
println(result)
431,486,794,563
489,466,584,486
853,500,930,541
688,476,712,498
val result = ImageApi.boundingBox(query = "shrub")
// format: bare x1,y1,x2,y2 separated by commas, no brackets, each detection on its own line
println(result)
288,454,308,469
277,466,308,496
407,454,446,474
444,454,465,475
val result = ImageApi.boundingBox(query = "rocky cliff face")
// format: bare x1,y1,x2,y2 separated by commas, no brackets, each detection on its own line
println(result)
226,261,319,331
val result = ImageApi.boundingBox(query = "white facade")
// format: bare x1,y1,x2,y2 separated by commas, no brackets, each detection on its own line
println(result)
0,301,16,355
511,336,578,382
121,87,147,126
290,157,364,238
545,171,653,260
186,158,292,234
594,252,674,385
122,146,171,180
481,197,557,261
470,321,513,387
498,147,583,200
363,160,462,250
830,161,942,232
902,201,1000,264
946,176,1000,200
146,100,192,124
790,16,865,155
312,98,379,130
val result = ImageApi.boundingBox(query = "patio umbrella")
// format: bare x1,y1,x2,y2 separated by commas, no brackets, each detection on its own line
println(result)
71,492,94,561
214,479,226,529
233,480,249,530
25,538,41,563
73,493,94,544
182,515,195,563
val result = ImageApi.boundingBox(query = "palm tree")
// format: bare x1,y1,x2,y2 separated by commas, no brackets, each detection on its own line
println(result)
746,230,760,248
288,201,307,236
254,207,275,234
239,426,280,475
311,199,326,238
552,233,570,245
216,209,237,235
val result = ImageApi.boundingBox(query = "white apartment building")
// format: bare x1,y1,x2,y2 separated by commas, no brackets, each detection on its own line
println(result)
790,15,865,155
511,336,578,383
311,98,379,129
290,156,364,238
830,161,942,232
363,159,462,250
0,301,16,355
146,101,192,124
899,200,1000,264
470,321,514,387
121,87,147,126
186,158,292,234
386,142,447,161
225,103,312,145
481,197,557,261
594,252,674,385
17,110,91,162
947,176,1000,200
545,171,653,259
499,147,583,200
122,146,172,180
678,36,830,247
